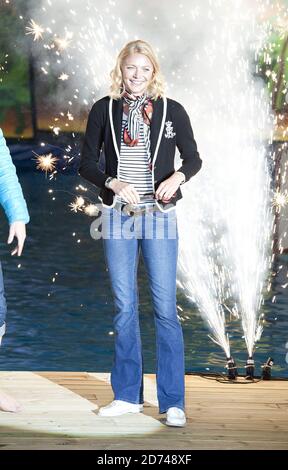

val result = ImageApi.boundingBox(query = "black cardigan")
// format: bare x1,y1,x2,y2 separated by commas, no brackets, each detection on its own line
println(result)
79,94,202,210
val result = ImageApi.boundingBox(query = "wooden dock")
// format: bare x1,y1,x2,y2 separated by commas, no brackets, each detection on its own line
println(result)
0,371,287,450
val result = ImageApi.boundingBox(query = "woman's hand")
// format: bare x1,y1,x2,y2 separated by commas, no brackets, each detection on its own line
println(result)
110,179,140,204
155,171,185,203
7,221,26,256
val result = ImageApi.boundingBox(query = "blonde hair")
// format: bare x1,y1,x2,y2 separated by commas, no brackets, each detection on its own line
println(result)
109,40,166,101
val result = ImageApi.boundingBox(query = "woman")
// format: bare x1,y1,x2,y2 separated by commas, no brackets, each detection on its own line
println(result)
79,40,202,427
0,128,29,412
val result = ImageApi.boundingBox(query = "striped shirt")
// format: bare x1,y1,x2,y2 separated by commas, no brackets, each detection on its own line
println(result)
115,112,155,205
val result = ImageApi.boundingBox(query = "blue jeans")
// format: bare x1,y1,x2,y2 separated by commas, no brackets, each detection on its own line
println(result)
0,261,7,343
101,207,185,414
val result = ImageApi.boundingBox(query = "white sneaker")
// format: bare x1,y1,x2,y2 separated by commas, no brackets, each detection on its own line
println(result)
98,400,144,417
165,407,186,427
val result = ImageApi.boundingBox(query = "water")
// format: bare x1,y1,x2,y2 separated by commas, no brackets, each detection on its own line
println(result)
0,171,287,377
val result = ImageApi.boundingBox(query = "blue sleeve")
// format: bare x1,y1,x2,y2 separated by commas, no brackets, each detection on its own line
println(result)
0,128,30,224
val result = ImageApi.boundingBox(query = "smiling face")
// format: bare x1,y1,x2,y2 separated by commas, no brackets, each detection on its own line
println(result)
121,53,154,97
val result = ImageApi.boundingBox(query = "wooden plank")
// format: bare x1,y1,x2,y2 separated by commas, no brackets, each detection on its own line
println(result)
0,437,287,450
1,371,288,450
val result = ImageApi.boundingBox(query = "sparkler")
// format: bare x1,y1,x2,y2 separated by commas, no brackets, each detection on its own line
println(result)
69,196,85,213
25,19,45,41
58,73,69,81
84,204,100,216
24,1,123,139
69,198,99,216
272,190,288,211
34,152,59,176
54,33,73,51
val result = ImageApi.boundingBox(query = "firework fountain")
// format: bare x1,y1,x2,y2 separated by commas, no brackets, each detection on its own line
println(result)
177,1,276,378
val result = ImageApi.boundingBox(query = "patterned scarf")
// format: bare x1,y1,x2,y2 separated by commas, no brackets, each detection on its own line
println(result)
122,90,153,168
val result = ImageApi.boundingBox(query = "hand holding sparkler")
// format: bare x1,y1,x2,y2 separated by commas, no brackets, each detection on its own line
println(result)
7,221,26,257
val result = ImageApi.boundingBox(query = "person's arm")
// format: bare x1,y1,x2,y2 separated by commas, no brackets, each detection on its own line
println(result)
173,102,202,182
155,103,202,202
0,129,30,225
0,129,29,256
78,101,109,189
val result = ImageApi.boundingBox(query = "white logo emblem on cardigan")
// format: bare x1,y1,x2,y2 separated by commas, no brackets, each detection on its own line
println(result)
164,121,176,139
